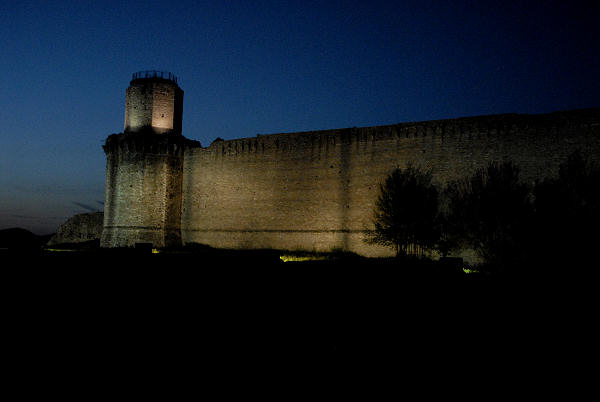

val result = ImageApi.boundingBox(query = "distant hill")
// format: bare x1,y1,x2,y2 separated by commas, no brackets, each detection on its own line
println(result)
0,228,54,250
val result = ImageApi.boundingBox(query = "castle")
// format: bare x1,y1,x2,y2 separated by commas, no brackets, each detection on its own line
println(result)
100,71,600,257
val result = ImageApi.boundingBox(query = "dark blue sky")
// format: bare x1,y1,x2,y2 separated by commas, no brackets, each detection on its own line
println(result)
1,0,598,234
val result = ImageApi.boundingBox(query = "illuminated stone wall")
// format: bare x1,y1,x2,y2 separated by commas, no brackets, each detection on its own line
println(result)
181,109,600,256
101,134,198,248
47,212,103,246
124,79,183,135
101,75,190,248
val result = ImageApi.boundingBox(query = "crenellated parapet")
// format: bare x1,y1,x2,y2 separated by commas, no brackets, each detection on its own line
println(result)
192,108,600,161
103,132,201,157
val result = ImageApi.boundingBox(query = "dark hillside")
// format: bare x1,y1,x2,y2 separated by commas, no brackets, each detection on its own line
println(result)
0,228,53,251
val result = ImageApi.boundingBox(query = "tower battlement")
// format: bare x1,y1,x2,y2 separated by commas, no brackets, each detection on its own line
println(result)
130,70,179,84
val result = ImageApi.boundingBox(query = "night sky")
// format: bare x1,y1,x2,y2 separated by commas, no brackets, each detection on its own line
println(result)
1,0,598,234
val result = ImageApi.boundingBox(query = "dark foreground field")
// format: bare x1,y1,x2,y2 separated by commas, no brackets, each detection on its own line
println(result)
2,246,596,391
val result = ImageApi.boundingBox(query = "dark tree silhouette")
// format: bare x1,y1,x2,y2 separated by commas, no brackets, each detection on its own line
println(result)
444,161,533,271
532,150,600,271
366,165,440,257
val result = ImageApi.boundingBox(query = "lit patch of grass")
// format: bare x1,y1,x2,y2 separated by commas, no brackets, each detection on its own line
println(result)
152,248,160,254
280,249,362,263
279,254,328,263
462,267,479,274
45,248,78,253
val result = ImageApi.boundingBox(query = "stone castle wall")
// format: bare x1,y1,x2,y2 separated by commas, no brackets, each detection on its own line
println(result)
47,212,104,246
180,109,600,256
101,134,199,248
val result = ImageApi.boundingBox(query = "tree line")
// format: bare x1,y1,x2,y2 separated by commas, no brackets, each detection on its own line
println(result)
366,150,600,275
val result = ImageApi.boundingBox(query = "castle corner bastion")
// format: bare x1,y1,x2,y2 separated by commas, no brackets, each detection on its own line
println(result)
101,71,200,248
101,72,600,255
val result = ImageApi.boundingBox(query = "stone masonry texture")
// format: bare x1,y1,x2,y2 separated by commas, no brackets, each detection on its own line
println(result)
101,133,200,248
47,212,103,246
124,78,183,135
102,77,600,255
179,109,600,257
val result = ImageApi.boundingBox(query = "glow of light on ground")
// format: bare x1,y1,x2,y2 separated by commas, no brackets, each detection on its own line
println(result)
463,267,479,274
279,254,328,263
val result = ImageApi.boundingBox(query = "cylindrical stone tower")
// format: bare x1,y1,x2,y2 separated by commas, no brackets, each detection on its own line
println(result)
101,71,199,248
